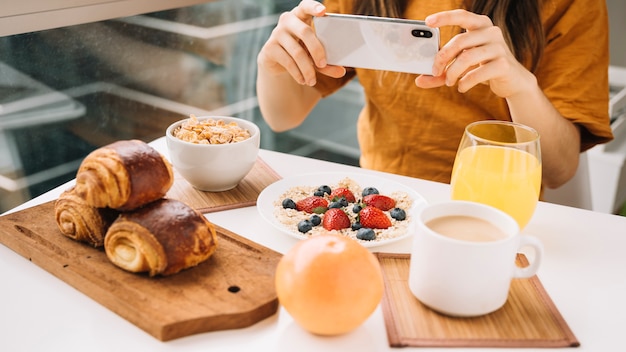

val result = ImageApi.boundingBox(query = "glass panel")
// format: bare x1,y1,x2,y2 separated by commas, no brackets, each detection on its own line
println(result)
0,0,362,212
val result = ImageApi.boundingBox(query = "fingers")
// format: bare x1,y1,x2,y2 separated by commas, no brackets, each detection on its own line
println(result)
261,33,311,85
280,10,326,68
415,75,446,89
258,1,334,86
425,9,493,31
289,0,328,68
430,13,498,76
444,31,507,82
426,9,492,72
455,59,506,93
421,9,520,95
293,0,326,20
318,65,347,78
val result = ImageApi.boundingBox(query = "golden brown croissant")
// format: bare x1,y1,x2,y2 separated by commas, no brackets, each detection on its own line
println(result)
104,198,218,276
54,187,119,247
74,139,174,211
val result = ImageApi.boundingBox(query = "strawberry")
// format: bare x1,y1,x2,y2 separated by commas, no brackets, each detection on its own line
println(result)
329,187,356,203
296,196,329,214
359,206,391,229
322,208,351,230
362,194,396,211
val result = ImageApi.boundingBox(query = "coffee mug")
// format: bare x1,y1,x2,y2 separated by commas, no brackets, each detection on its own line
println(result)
408,200,543,317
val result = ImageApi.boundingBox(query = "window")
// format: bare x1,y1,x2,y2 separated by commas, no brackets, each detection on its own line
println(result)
0,0,362,212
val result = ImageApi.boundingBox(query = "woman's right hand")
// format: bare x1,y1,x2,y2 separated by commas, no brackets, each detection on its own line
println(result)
257,0,346,87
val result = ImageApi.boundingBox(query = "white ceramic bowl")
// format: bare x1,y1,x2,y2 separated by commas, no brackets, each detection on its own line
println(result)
165,115,260,192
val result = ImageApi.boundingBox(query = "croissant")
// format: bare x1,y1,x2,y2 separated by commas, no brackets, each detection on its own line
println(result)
104,198,218,276
54,187,119,247
74,139,174,211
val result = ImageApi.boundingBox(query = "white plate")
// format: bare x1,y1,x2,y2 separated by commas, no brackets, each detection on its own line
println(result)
256,172,428,248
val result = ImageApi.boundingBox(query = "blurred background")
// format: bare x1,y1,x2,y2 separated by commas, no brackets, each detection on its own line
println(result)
0,0,624,214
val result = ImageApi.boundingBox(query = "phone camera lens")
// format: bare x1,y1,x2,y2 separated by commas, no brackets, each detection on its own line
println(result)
411,29,433,38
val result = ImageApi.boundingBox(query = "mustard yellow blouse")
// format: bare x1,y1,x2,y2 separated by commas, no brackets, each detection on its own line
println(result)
314,0,613,184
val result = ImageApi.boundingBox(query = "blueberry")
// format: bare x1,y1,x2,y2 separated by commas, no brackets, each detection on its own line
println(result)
338,197,349,207
313,190,325,197
329,201,343,209
352,204,362,213
297,220,313,233
362,187,379,196
282,198,296,209
357,228,376,241
390,208,406,221
318,185,332,195
310,214,321,226
351,222,362,231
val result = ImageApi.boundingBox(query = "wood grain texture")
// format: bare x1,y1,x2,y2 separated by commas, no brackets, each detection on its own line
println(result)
166,157,282,214
0,201,282,341
376,253,579,348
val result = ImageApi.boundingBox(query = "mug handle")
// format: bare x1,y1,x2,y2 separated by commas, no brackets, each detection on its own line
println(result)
513,235,544,279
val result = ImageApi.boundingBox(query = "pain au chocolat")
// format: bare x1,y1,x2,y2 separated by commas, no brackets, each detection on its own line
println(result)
74,139,174,211
104,198,218,276
54,187,119,248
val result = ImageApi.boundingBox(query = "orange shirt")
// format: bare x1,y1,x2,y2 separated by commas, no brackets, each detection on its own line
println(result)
314,0,613,184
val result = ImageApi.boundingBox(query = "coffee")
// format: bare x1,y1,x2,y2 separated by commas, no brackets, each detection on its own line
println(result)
426,215,508,242
410,201,543,317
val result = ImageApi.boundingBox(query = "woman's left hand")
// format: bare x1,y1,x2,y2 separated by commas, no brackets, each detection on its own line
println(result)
415,9,535,98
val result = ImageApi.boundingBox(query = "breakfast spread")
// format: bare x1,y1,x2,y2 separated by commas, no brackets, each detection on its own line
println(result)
74,139,174,211
54,139,218,276
172,114,251,144
274,177,413,243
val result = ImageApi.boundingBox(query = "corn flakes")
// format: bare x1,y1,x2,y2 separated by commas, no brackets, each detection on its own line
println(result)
173,114,251,144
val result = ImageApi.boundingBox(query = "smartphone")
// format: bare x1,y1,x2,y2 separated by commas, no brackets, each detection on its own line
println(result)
313,13,440,75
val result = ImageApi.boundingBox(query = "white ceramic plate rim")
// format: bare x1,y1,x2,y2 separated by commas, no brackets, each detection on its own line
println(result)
256,171,428,248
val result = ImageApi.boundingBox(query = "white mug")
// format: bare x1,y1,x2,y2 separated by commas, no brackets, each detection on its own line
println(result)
408,200,543,317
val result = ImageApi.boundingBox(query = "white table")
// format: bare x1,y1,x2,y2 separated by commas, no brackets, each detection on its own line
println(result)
2,137,626,351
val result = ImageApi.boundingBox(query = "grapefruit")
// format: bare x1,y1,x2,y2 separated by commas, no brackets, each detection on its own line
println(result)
275,234,384,335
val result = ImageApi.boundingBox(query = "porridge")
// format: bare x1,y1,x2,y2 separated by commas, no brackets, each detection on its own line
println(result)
273,177,414,244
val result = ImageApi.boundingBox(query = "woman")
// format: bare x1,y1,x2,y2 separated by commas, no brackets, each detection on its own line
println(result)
256,0,613,189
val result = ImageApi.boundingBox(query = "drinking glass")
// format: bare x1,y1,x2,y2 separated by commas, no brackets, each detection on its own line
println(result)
450,121,542,229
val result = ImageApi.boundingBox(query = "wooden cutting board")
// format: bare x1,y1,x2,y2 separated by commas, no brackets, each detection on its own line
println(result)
0,201,282,341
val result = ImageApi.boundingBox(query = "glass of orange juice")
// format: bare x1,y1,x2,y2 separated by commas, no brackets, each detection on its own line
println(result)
450,121,542,229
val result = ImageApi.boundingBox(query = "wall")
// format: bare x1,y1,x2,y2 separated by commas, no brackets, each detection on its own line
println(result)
608,0,626,67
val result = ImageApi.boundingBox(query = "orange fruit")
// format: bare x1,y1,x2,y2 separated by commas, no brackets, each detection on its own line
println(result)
275,234,384,336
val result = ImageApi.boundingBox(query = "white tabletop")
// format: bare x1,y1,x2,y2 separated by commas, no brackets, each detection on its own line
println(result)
2,137,626,352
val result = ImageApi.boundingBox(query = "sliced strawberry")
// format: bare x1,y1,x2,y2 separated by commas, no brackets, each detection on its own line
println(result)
329,187,356,203
322,208,351,230
362,194,396,211
359,206,391,229
296,196,328,214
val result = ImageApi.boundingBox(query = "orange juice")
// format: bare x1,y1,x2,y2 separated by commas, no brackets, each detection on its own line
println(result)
450,145,541,228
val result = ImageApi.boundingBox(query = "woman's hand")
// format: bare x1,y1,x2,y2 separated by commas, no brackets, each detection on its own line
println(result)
416,9,583,188
257,0,346,87
415,9,535,99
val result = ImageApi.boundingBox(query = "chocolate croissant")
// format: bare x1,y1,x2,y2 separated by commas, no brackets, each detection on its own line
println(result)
54,187,119,247
74,139,174,211
104,198,218,276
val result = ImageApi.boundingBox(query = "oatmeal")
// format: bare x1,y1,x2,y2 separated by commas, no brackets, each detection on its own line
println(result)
273,177,414,244
173,114,251,144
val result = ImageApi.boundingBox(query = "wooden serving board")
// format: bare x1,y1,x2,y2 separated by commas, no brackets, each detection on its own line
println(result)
376,253,579,348
166,157,282,214
0,201,282,341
